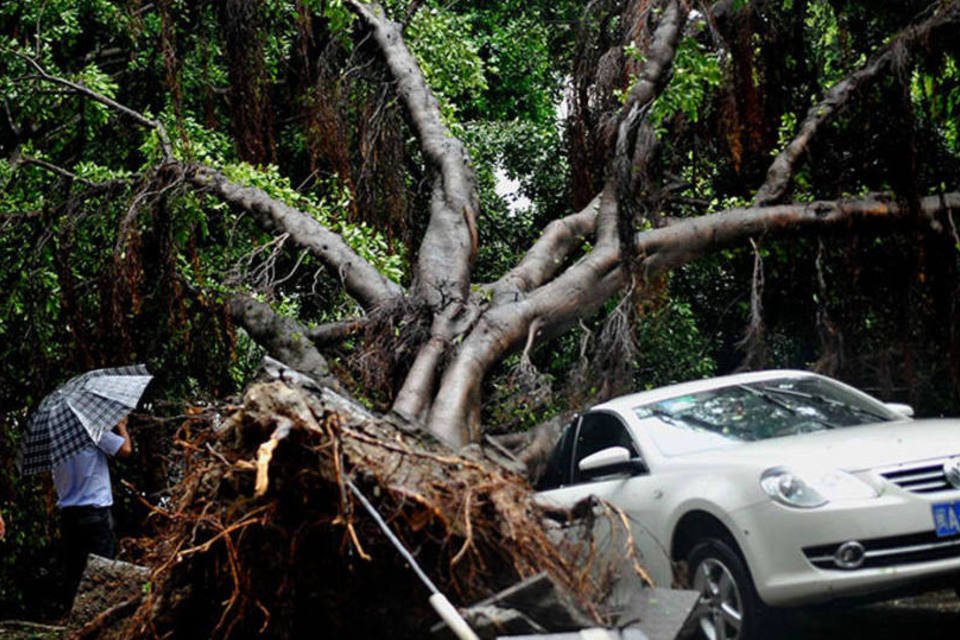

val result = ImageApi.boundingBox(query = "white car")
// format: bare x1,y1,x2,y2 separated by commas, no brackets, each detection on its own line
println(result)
535,370,960,640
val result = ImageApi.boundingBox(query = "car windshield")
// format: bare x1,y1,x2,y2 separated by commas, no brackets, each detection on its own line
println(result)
633,376,900,456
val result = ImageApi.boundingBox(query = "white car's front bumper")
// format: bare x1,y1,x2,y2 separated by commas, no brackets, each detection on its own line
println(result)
732,490,960,606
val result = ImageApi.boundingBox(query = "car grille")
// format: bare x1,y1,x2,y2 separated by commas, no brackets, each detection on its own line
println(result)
804,531,960,570
879,460,958,494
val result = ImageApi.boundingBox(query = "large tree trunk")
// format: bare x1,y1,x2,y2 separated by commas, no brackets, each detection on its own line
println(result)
16,0,960,452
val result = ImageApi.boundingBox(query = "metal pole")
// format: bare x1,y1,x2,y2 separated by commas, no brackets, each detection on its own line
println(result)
346,480,480,640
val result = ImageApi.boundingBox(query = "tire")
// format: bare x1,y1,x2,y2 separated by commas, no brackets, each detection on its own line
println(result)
685,538,766,640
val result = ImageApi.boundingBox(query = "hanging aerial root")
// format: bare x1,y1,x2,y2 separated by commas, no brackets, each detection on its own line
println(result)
348,297,432,406
736,237,768,370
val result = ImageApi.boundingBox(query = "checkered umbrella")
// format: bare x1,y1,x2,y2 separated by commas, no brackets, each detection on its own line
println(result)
19,364,153,475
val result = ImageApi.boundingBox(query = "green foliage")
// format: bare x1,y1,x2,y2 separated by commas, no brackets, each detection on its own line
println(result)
804,0,866,90
73,64,119,128
650,37,724,133
401,0,571,125
471,14,559,122
774,111,799,154
616,35,724,135
142,111,233,166
402,0,572,247
463,118,570,280
910,59,960,155
805,1,844,87
633,299,717,389
405,6,488,121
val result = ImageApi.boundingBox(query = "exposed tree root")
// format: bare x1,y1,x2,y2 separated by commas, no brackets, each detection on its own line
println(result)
93,379,624,639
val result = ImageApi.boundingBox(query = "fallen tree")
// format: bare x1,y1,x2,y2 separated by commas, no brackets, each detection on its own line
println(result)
9,0,960,450
4,1,960,633
89,367,639,639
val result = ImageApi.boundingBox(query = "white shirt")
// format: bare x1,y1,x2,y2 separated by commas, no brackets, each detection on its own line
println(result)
52,430,125,508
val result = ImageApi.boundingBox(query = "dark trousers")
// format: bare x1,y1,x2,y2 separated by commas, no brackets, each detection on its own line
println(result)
60,505,116,605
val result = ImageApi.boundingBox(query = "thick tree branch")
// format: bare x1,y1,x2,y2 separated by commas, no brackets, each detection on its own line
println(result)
304,318,366,347
189,166,403,310
390,317,454,423
487,196,600,303
345,1,479,308
227,294,340,390
754,1,960,205
641,192,960,274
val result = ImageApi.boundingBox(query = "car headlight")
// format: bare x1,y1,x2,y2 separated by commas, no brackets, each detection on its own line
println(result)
760,466,878,508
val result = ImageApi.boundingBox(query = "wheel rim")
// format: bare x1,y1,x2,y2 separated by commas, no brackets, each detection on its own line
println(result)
692,557,744,640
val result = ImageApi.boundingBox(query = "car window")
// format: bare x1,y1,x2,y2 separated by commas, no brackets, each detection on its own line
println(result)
536,418,576,491
633,375,900,456
572,412,640,483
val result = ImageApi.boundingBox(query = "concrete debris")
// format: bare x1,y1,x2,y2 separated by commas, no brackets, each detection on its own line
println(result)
66,555,149,634
434,572,698,640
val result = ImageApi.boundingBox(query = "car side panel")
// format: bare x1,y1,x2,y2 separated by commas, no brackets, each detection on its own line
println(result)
537,475,675,586
658,469,769,574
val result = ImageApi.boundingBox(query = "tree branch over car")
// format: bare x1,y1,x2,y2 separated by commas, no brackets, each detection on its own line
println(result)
5,0,960,453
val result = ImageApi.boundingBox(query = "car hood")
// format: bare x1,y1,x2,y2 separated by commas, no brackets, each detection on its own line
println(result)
678,418,960,471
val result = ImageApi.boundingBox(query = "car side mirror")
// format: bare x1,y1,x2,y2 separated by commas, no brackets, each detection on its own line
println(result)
578,446,646,477
883,402,915,418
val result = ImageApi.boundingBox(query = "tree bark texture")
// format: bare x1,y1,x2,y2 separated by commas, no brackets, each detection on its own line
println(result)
346,0,479,309
226,294,340,390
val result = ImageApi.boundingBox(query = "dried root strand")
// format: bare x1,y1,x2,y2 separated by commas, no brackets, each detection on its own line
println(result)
598,500,655,587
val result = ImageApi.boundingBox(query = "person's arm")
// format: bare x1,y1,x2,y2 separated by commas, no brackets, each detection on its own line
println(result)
114,417,133,458
0,511,5,540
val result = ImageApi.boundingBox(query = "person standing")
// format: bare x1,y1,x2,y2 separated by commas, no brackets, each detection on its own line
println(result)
53,416,132,600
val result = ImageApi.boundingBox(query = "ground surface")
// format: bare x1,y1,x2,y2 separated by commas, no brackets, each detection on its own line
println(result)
1,589,957,638
779,588,960,639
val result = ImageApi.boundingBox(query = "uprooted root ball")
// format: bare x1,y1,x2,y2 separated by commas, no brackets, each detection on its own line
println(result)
92,381,620,639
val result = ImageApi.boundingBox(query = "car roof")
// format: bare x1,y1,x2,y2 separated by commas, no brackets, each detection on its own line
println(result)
594,369,821,413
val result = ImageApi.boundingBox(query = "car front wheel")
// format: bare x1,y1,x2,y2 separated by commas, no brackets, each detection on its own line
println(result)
686,539,764,640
